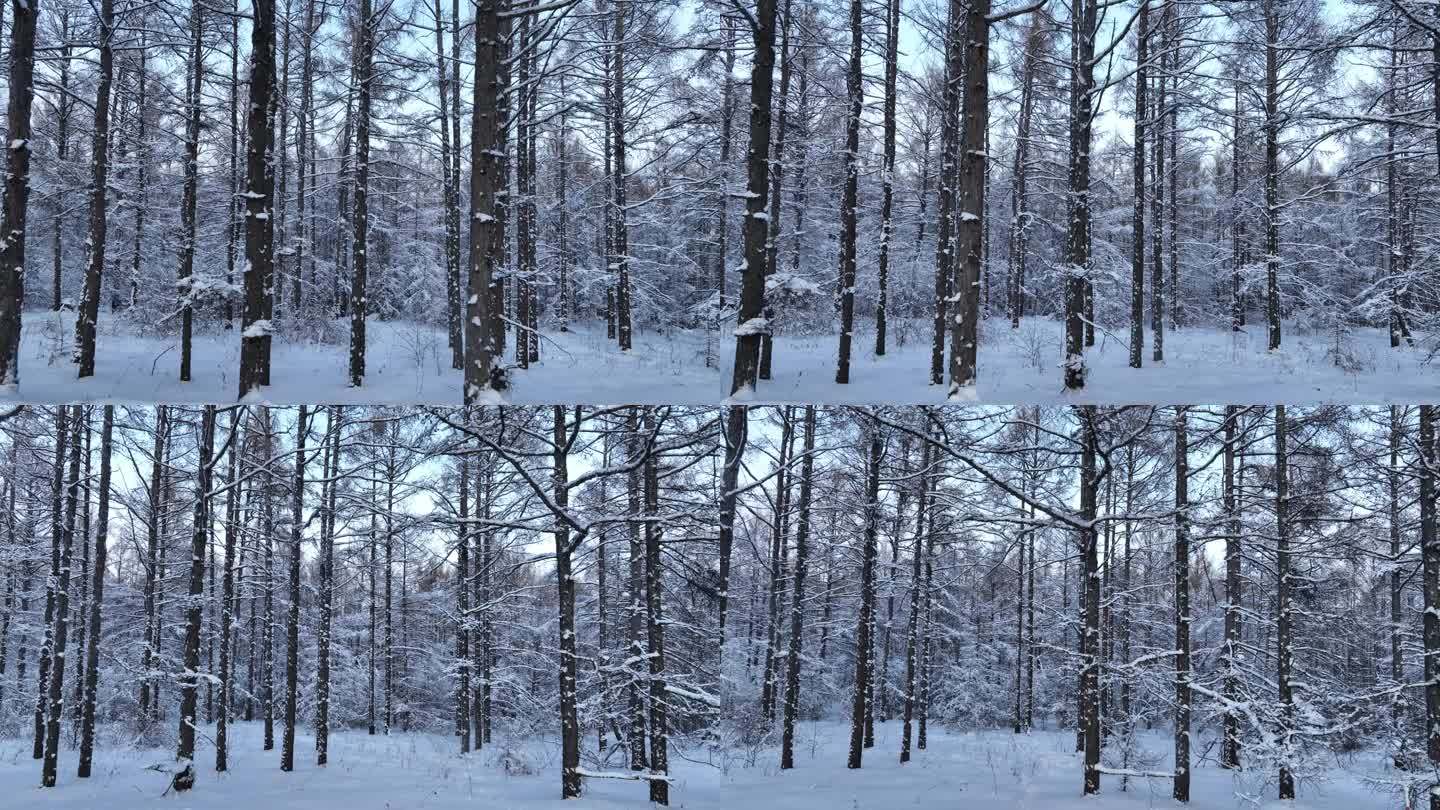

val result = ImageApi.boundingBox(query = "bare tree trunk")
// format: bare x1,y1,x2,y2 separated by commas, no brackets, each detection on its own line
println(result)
847,425,881,769
947,0,989,395
553,407,582,798
216,410,241,772
435,0,462,368
1063,0,1097,390
901,438,931,761
172,406,214,792
34,407,69,760
729,0,779,396
349,0,374,386
1263,0,1281,350
1173,406,1190,803
51,14,73,313
281,406,308,771
1420,404,1440,810
463,0,507,401
240,0,278,397
611,8,632,352
780,405,815,770
1276,404,1294,799
40,408,81,786
642,408,668,804
316,409,339,764
1079,407,1100,794
930,0,963,386
833,0,861,385
178,0,204,381
874,0,898,356
717,406,747,646
71,0,114,379
1221,405,1243,769
1129,1,1147,368
0,0,39,388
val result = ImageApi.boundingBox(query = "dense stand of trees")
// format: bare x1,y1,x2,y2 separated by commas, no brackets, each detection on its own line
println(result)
0,0,1422,399
0,404,1437,804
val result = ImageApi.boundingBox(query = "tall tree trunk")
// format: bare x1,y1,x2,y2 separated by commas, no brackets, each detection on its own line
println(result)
1172,406,1190,802
611,7,632,352
553,407,582,798
0,0,39,389
34,407,69,760
1221,405,1243,769
780,405,815,770
931,0,963,386
71,0,114,379
316,409,339,764
1079,407,1100,794
901,438,931,761
173,406,214,792
1063,0,1097,390
717,406,746,647
1420,404,1439,810
643,408,668,804
240,0,278,397
281,406,308,771
947,0,989,395
435,0,462,369
874,0,899,356
847,425,881,769
51,13,72,313
455,444,471,752
729,0,778,396
349,0,374,386
1129,1,1147,368
178,0,204,381
463,0,507,402
1275,404,1294,799
1263,0,1281,350
833,0,861,385
216,410,241,772
40,408,81,786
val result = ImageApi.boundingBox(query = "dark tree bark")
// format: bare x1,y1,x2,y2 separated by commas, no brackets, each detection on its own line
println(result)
1263,0,1281,350
847,424,881,769
71,0,114,379
553,407,582,798
1221,405,1243,769
349,0,374,386
1173,406,1190,802
240,0,278,398
173,406,215,791
34,407,69,761
316,408,340,765
1079,407,1100,794
1063,0,1097,389
1420,404,1439,810
0,0,39,389
281,406,308,771
456,443,471,752
930,0,964,386
717,405,747,649
947,0,989,395
874,0,898,356
1276,405,1295,800
40,407,81,787
178,0,204,382
901,438,931,761
642,408,668,804
216,409,241,772
833,0,861,385
729,0,779,396
780,405,815,770
1129,0,1148,368
435,0,462,369
463,0,507,402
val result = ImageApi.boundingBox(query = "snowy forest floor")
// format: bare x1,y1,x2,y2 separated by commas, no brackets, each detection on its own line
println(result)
0,720,1400,809
4,309,1433,404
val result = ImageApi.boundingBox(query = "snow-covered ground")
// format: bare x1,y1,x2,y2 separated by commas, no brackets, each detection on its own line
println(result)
0,720,1400,809
4,309,1432,404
